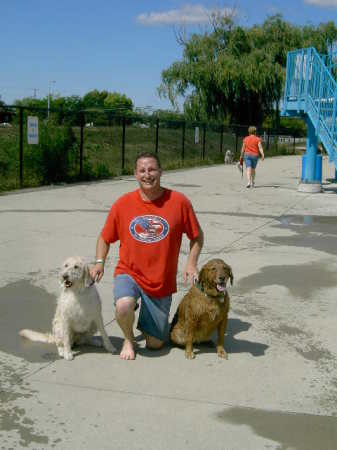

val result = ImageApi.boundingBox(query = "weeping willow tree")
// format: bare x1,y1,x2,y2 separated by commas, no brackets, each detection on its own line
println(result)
158,14,337,126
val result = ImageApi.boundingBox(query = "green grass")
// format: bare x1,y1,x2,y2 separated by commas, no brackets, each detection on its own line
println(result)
0,126,20,191
74,124,231,177
0,123,299,192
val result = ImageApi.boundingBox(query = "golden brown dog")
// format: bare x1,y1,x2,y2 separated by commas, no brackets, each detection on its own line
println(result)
170,259,233,359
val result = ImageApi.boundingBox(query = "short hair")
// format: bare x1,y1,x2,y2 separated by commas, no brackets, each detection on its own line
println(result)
248,126,257,135
135,152,162,169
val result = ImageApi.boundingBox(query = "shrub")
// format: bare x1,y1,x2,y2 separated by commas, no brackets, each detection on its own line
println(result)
95,162,111,179
0,153,9,176
38,123,76,183
81,155,96,180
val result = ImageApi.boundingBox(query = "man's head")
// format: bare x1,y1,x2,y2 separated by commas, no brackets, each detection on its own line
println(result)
135,152,161,170
248,126,257,135
134,152,163,199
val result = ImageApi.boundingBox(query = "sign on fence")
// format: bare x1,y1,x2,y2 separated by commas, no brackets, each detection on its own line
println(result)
27,116,39,144
195,126,200,144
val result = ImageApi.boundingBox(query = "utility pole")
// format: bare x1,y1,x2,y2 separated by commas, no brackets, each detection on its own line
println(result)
31,88,39,98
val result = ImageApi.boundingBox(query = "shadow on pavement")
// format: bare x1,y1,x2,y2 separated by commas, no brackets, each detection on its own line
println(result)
167,317,268,358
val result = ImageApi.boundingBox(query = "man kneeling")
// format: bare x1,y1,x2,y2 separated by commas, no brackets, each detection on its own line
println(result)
90,152,204,360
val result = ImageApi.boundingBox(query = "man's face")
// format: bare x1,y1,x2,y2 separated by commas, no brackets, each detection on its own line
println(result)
134,157,162,193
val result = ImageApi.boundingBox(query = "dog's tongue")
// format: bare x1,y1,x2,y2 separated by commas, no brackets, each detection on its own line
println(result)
217,284,226,292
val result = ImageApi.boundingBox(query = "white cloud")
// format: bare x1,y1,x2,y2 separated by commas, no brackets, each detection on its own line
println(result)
137,4,234,26
304,0,337,7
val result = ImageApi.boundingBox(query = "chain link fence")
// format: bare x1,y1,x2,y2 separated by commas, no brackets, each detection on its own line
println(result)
0,105,305,191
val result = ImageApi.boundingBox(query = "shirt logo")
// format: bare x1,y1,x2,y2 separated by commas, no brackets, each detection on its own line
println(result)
129,215,169,243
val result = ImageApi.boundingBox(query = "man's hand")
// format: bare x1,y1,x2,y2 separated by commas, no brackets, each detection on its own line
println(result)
184,231,204,285
91,236,110,283
183,263,198,285
90,264,104,283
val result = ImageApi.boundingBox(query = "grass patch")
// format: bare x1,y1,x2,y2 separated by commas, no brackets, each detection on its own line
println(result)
0,123,299,192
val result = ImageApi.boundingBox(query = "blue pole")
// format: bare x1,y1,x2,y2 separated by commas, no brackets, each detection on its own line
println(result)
303,118,317,183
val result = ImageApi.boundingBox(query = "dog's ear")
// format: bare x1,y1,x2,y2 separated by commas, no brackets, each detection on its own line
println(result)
228,266,234,285
83,263,93,287
198,266,207,289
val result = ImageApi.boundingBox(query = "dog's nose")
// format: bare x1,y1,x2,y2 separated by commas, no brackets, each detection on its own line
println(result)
63,274,69,280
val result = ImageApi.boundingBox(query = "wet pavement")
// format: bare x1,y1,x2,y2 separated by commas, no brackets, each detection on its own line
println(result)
0,155,337,449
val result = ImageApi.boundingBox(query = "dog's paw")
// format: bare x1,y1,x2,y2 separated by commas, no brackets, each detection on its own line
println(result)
217,348,228,359
105,343,117,354
185,351,195,360
63,351,74,361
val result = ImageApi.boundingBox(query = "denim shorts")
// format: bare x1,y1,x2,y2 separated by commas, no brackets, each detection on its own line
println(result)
113,274,172,342
244,155,259,169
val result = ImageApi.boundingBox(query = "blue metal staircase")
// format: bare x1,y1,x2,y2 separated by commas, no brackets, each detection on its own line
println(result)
282,47,337,174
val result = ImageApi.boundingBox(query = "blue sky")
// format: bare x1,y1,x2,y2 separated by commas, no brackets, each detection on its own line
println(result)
1,0,337,110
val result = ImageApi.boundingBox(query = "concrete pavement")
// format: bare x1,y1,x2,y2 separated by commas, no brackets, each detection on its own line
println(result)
1,155,337,449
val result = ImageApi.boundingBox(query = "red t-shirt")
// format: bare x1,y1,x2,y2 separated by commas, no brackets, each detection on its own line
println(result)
101,188,201,297
243,135,261,156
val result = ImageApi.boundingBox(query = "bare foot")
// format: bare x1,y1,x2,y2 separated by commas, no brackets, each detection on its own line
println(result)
120,339,135,360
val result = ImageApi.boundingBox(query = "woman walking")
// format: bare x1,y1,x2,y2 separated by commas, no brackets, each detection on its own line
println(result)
240,126,264,188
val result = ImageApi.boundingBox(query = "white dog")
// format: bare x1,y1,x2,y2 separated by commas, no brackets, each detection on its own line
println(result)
224,149,234,164
19,256,116,360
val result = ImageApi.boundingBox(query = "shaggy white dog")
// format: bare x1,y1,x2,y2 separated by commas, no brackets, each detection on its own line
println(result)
20,256,116,360
224,149,234,164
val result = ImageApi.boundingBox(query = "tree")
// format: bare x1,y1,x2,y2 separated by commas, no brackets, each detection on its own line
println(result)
102,92,133,125
53,96,84,125
13,95,84,125
158,15,337,126
14,97,46,109
103,92,133,113
82,90,109,109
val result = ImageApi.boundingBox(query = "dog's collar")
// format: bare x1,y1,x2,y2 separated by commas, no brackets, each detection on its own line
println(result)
195,280,203,292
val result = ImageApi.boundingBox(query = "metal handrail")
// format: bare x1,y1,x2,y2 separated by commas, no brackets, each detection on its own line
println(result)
282,47,337,168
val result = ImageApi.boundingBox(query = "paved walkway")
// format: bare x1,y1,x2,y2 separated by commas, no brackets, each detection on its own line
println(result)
1,155,337,449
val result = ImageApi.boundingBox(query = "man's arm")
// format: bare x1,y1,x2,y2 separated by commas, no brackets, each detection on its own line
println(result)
183,229,204,285
90,235,110,282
